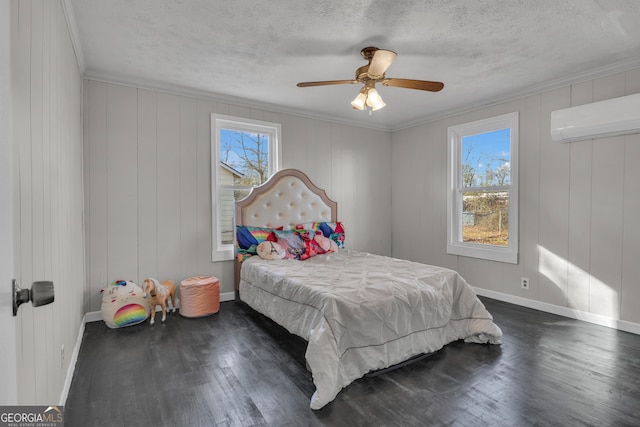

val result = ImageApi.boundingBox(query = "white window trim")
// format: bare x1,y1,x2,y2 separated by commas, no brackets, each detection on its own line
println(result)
447,112,519,264
211,114,281,262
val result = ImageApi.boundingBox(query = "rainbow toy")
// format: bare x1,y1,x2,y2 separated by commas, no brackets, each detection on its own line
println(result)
101,280,150,328
113,303,148,327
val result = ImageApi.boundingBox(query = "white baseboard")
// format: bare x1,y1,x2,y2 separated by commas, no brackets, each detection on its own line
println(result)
59,313,86,405
220,291,235,303
474,287,640,336
84,291,236,323
84,310,102,323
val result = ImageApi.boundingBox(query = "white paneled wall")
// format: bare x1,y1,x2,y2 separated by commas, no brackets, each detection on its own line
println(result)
83,81,392,312
11,0,85,404
392,67,640,328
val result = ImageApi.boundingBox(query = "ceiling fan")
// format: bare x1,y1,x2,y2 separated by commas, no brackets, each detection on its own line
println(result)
297,47,444,113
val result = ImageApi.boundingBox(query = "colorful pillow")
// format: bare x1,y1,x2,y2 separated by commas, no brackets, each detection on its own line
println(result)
236,225,282,256
297,231,331,260
295,221,345,248
275,230,306,259
236,253,253,262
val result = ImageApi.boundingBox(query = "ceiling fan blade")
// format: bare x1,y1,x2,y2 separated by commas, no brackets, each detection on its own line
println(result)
297,80,358,87
367,49,397,78
382,78,444,92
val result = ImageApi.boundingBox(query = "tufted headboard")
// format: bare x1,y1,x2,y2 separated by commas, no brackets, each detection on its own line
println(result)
234,169,337,293
236,168,337,229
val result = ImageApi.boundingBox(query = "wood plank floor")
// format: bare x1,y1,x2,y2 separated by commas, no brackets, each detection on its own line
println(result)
64,298,640,426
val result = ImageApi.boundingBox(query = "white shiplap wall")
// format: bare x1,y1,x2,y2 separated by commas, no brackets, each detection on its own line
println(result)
11,0,85,404
83,81,392,312
392,67,640,329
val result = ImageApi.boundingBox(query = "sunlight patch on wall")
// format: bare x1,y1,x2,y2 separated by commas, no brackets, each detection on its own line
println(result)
538,245,618,320
538,245,568,292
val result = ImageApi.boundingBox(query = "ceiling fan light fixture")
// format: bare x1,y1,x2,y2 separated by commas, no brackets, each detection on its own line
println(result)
371,99,386,111
352,86,386,112
351,90,367,110
365,87,385,110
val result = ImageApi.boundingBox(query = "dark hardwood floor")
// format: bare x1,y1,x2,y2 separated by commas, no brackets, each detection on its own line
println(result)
65,298,640,426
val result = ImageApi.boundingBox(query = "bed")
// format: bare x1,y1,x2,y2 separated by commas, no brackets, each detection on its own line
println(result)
235,168,503,410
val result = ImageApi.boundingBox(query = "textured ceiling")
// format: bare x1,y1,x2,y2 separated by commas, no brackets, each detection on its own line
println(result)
69,0,640,130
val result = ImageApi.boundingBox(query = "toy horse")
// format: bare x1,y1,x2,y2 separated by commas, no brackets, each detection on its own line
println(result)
142,278,176,325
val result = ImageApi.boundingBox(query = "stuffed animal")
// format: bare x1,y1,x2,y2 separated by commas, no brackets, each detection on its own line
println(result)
101,280,150,328
143,278,177,325
257,241,286,260
314,233,338,253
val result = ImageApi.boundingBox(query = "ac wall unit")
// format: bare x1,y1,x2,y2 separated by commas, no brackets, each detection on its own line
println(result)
550,92,640,142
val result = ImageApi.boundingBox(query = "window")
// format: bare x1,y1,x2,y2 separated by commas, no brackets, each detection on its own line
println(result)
211,114,281,261
447,112,519,264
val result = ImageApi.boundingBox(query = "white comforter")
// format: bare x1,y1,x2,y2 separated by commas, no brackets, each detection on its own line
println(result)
239,250,502,410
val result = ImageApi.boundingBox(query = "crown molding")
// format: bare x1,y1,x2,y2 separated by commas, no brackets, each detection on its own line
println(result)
60,0,85,74
84,56,640,135
82,71,393,133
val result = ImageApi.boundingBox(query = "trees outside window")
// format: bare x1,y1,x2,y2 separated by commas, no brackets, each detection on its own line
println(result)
211,114,281,261
447,112,519,264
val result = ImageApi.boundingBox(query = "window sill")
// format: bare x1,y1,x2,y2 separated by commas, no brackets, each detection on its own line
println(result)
447,243,518,264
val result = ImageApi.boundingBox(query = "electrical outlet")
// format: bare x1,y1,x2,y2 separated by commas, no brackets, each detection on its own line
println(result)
521,277,529,289
61,345,65,369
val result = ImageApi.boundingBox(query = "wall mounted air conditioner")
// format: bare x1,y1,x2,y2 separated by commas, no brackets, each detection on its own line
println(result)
550,92,640,142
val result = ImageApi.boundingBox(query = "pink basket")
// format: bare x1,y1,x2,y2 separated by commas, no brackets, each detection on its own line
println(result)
180,276,220,318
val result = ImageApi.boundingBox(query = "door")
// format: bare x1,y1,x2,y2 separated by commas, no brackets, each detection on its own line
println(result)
0,0,18,405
